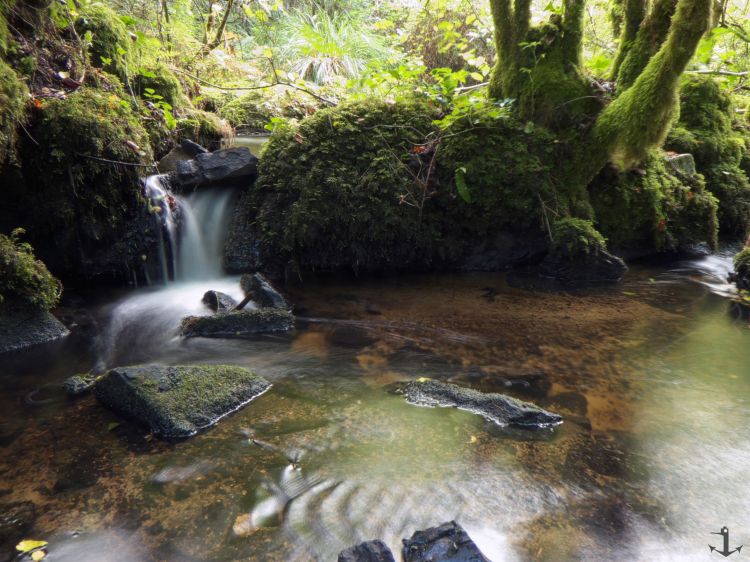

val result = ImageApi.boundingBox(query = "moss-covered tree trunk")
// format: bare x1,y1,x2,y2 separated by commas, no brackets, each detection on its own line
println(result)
488,0,712,181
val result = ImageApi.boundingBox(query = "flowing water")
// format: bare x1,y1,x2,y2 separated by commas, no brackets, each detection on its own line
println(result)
1,194,749,561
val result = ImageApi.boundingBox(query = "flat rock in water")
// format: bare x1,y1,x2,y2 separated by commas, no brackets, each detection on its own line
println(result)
402,521,490,562
0,303,69,355
180,309,294,338
63,374,97,396
94,364,271,439
338,540,395,562
404,379,562,429
240,273,289,309
202,290,238,313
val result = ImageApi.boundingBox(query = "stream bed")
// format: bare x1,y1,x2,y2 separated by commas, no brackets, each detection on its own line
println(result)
1,252,749,561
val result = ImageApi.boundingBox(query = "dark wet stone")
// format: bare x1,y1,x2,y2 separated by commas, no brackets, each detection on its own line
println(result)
63,374,97,396
0,302,69,355
196,148,257,183
53,455,99,494
240,273,289,309
404,379,562,429
157,146,191,173
94,364,271,439
338,539,395,562
460,231,548,271
402,521,490,562
224,190,263,274
540,248,627,286
180,309,294,338
180,139,209,157
0,501,35,562
201,290,238,313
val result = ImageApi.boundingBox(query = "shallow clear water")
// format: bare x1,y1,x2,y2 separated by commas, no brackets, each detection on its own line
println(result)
1,253,749,562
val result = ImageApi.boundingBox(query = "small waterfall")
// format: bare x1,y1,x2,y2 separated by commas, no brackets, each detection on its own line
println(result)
143,174,236,283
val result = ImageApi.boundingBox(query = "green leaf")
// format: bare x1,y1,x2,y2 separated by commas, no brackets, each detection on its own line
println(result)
144,88,155,95
107,422,120,431
455,167,471,203
16,541,47,553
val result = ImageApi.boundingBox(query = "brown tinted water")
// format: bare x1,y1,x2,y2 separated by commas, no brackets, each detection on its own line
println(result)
1,256,749,562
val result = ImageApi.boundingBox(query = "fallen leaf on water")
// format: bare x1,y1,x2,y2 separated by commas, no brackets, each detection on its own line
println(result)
416,377,431,382
622,291,637,296
16,540,47,553
107,422,120,431
31,550,46,561
468,435,477,444
233,513,256,537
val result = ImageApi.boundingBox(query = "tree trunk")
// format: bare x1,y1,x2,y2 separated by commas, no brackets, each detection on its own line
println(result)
610,0,646,79
205,0,235,52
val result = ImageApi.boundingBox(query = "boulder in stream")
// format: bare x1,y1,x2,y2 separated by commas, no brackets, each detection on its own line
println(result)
63,374,97,396
174,147,258,190
202,290,238,313
402,521,490,562
404,379,562,429
180,309,294,338
338,540,396,562
240,273,289,309
94,364,271,439
0,302,69,355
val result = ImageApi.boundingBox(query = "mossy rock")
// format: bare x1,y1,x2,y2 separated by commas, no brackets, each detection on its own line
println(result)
0,228,60,310
180,309,294,338
94,364,271,439
250,97,442,273
1,88,156,280
0,59,27,166
665,75,750,235
75,3,134,83
134,63,189,109
176,109,231,151
590,150,718,253
733,247,750,291
218,92,275,132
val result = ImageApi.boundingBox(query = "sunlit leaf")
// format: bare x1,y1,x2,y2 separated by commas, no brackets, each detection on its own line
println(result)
16,541,47,553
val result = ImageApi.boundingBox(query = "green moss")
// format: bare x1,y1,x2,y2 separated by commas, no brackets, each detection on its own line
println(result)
253,97,442,273
665,75,750,235
0,228,61,310
733,247,750,290
75,3,134,83
176,109,231,151
1,88,153,277
134,63,188,109
0,59,27,166
590,150,718,251
218,92,275,132
437,108,565,238
550,218,607,256
195,89,234,113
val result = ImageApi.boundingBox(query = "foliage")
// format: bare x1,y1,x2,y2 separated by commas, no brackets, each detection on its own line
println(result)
75,2,135,83
665,74,750,235
590,150,718,251
176,109,232,150
0,229,61,310
218,91,275,131
133,63,188,109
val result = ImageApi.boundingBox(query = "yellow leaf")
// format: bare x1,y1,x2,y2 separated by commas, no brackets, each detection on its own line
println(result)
416,377,431,382
469,435,477,444
16,541,47,553
31,550,46,561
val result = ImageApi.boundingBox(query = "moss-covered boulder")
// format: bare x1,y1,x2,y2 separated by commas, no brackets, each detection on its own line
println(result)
733,247,750,291
540,218,627,285
94,364,271,439
134,63,188,109
665,75,750,235
235,98,442,274
0,88,157,281
590,150,718,255
0,229,67,354
218,92,275,132
75,3,134,83
176,109,231,152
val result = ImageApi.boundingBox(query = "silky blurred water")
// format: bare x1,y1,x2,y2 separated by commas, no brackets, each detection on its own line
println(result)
1,251,749,562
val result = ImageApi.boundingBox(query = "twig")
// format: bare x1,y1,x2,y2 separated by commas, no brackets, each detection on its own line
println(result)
75,152,158,169
454,81,489,93
688,69,749,77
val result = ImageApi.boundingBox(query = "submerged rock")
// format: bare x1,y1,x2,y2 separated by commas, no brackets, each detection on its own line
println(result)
63,374,97,396
240,273,289,309
0,303,69,355
180,309,294,338
338,540,395,562
404,379,562,429
94,364,271,439
402,521,490,562
202,290,238,313
0,501,36,562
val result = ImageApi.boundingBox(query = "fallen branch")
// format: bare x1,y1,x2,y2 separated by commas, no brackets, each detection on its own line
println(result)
688,69,749,77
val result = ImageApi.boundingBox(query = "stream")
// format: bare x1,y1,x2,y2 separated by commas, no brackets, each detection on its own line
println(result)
1,185,749,561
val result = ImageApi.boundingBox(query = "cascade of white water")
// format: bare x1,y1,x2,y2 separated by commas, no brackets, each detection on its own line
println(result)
142,174,235,283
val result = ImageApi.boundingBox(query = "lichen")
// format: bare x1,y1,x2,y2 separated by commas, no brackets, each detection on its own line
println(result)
0,228,61,310
665,75,750,235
